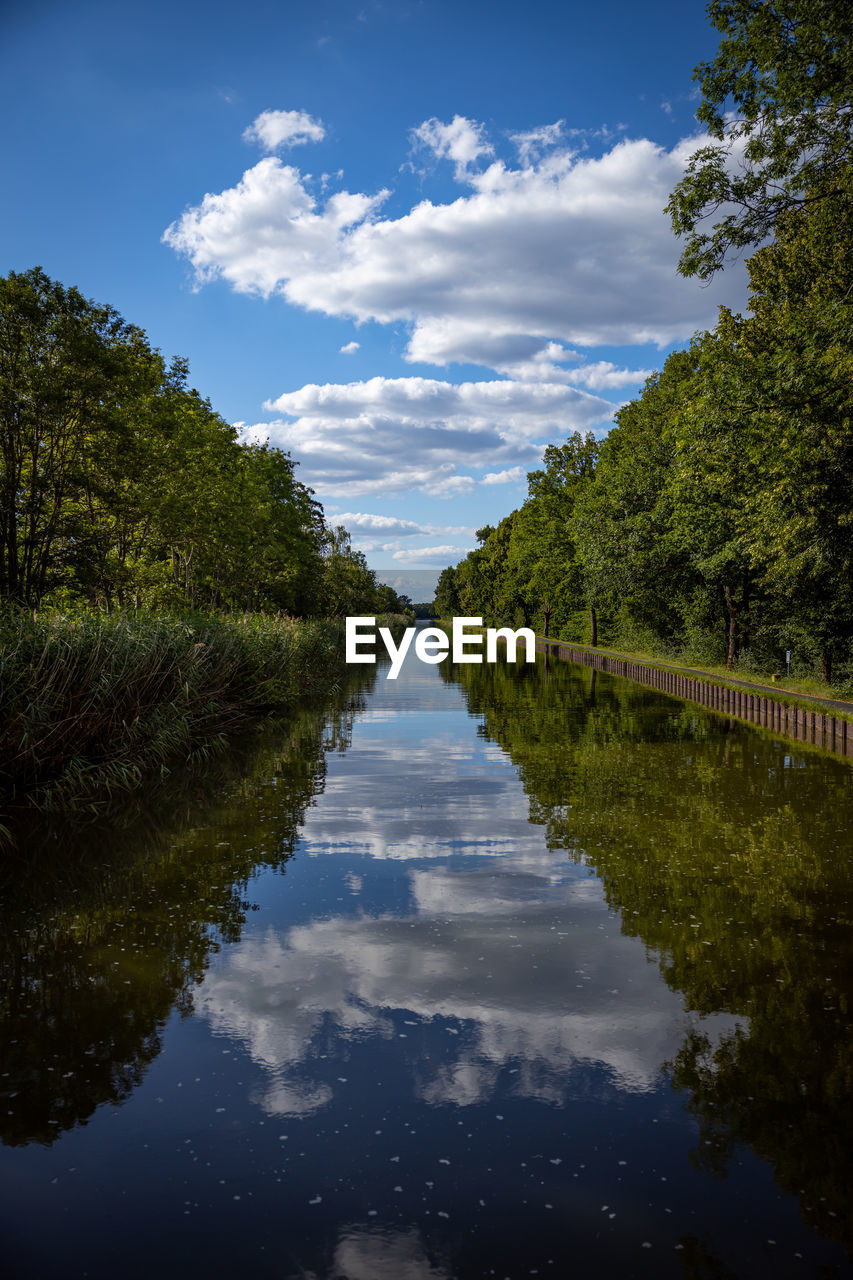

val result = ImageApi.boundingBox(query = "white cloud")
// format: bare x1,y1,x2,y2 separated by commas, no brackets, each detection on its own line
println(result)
163,157,388,295
242,108,326,152
404,323,651,387
565,361,655,390
410,114,494,179
423,474,478,498
198,880,739,1115
335,512,428,536
510,120,565,166
335,513,471,538
391,544,465,565
481,466,525,485
339,340,360,353
239,375,614,497
164,122,747,370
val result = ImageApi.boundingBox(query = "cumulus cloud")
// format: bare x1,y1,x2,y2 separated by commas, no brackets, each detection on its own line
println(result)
238,375,614,497
410,114,494,179
566,361,655,390
339,340,360,353
335,512,429,536
481,466,525,485
163,157,389,294
391,544,464,565
328,1228,451,1280
242,108,326,151
404,322,650,387
164,121,746,368
335,513,471,538
198,878,733,1114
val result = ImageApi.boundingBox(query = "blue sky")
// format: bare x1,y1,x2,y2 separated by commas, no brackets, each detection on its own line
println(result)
2,0,747,597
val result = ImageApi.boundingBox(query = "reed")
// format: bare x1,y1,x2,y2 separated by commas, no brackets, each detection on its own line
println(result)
0,608,395,817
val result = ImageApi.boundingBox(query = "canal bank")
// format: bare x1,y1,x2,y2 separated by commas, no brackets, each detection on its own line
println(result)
537,637,853,758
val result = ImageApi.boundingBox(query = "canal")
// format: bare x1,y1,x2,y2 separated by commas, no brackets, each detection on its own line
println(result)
1,650,852,1278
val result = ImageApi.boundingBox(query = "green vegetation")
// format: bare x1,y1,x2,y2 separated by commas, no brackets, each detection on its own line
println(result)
0,266,408,619
0,608,406,823
666,0,853,280
440,2,853,693
0,267,413,823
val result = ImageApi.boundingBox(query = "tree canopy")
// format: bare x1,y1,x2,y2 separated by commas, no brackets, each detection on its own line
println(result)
667,0,853,278
0,268,408,618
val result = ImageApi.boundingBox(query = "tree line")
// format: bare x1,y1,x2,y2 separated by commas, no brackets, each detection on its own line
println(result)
437,0,853,685
0,267,408,618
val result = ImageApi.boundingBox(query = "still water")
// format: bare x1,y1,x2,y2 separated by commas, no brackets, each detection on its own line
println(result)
1,651,852,1279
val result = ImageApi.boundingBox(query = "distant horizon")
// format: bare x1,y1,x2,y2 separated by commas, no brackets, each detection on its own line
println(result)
373,567,441,603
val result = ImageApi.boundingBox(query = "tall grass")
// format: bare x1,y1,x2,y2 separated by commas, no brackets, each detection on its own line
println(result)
0,609,395,818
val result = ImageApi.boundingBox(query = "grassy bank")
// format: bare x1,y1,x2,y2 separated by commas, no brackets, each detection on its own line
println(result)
0,609,405,822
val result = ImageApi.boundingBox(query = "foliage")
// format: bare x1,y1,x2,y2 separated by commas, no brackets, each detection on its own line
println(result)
0,268,410,619
441,433,600,639
0,606,409,817
666,0,853,278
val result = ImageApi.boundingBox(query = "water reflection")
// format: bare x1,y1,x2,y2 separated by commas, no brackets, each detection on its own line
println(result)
0,684,369,1147
303,1225,451,1280
445,656,853,1257
198,871,730,1114
0,653,852,1278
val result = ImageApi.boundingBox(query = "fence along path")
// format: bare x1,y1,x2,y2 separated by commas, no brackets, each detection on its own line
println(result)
536,639,853,759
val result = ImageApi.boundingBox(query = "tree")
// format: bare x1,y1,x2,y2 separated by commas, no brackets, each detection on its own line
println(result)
434,565,461,618
574,352,698,654
320,526,382,616
667,0,853,278
709,193,853,679
663,329,762,669
0,268,152,603
518,433,599,640
0,267,387,619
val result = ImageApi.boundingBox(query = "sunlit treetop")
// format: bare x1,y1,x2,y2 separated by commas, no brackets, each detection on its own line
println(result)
667,0,853,278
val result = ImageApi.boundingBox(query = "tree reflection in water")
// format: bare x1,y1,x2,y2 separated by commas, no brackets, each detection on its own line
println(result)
0,679,371,1148
443,655,853,1256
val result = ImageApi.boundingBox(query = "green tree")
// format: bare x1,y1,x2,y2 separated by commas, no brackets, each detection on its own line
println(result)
0,267,367,618
667,0,853,278
517,432,599,640
0,268,153,603
707,193,853,679
664,330,762,669
574,352,697,654
434,565,461,618
320,526,382,616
